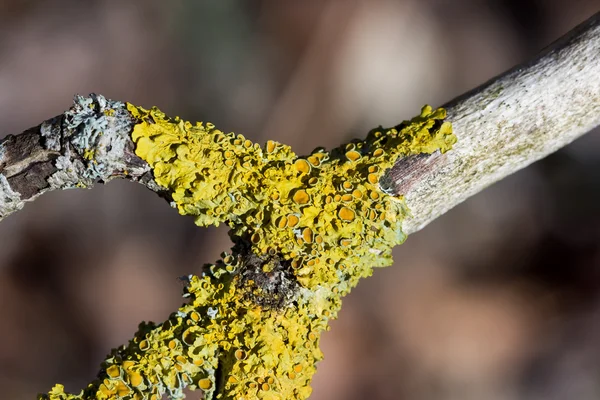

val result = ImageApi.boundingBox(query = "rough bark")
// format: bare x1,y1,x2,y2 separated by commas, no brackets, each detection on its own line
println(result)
0,10,598,400
2,14,599,230
0,95,164,219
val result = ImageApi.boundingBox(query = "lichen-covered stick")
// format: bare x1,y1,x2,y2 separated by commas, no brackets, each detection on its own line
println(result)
33,96,455,400
0,10,597,400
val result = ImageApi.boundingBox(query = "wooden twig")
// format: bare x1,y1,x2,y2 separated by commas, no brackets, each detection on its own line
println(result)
0,11,598,400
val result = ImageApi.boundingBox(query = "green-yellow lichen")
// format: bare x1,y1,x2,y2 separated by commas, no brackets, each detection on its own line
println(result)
41,104,455,400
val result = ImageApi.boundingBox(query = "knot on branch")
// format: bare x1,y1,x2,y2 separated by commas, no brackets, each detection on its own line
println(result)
238,253,299,310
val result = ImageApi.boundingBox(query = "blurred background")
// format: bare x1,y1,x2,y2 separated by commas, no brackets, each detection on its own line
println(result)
0,1,599,399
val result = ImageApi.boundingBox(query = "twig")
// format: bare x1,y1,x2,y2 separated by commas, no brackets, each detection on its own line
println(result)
0,96,162,219
0,11,597,400
1,15,599,233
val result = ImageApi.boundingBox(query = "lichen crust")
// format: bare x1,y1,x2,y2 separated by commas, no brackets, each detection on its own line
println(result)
42,104,455,400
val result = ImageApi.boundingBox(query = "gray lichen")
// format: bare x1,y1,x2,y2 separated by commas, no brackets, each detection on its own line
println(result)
0,174,23,216
40,117,62,152
0,94,155,221
60,94,141,186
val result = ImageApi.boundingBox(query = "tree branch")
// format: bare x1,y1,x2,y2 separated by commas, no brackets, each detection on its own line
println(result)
391,12,600,234
1,14,599,233
0,96,162,219
0,11,597,400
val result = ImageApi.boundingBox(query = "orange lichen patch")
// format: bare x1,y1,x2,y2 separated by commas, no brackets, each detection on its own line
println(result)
98,383,111,397
339,238,353,246
224,150,235,159
266,140,277,154
338,207,355,221
234,349,247,360
113,380,133,397
106,365,121,379
199,379,213,390
368,173,379,185
341,194,353,202
276,216,288,229
345,150,361,162
176,355,187,364
128,372,144,387
292,190,310,205
286,214,300,228
294,159,311,174
302,228,314,243
40,104,455,400
122,361,135,371
306,152,327,167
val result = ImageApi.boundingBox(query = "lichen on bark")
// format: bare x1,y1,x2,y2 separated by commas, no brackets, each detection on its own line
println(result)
41,102,454,400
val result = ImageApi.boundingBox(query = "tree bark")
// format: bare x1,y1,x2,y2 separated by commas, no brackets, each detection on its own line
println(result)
2,14,599,232
1,10,599,400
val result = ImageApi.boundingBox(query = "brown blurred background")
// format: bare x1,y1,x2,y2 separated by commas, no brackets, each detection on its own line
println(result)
0,1,599,399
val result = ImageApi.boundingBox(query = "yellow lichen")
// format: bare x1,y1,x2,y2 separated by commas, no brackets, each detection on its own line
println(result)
83,149,95,161
41,105,455,400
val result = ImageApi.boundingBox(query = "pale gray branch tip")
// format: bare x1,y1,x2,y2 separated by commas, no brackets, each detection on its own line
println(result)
389,11,600,234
